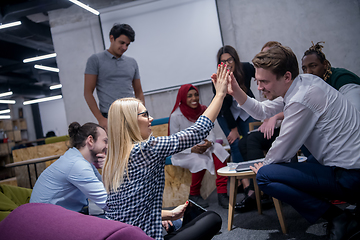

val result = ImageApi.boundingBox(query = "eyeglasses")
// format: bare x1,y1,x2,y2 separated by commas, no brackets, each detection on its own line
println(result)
138,110,149,119
220,57,234,64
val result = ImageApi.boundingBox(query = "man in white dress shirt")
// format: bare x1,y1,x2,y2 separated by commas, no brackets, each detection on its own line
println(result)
222,45,360,240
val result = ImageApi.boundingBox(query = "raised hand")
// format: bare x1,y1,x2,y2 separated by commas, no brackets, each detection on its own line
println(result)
228,72,241,96
212,63,229,97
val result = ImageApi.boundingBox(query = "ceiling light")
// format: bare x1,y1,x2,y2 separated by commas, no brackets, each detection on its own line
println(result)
0,21,21,30
0,100,16,104
0,115,11,119
69,0,99,15
0,109,10,114
0,91,13,98
23,95,62,105
50,84,62,90
23,53,57,63
34,65,59,73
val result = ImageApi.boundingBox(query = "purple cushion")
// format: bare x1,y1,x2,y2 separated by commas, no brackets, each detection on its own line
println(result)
0,203,153,240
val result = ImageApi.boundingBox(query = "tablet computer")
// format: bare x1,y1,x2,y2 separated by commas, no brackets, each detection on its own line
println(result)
235,156,308,172
235,158,264,172
182,199,207,226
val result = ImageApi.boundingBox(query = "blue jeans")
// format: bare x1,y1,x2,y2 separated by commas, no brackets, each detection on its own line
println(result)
217,115,257,163
256,162,360,223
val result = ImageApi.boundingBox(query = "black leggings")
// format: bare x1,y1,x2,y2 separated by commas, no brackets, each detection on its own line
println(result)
164,211,222,240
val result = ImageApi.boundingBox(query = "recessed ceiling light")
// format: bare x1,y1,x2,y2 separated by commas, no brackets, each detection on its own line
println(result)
0,21,21,30
0,91,13,98
23,95,62,105
34,65,59,73
0,100,16,104
23,53,57,63
0,109,10,114
69,0,99,15
50,84,62,90
0,115,11,119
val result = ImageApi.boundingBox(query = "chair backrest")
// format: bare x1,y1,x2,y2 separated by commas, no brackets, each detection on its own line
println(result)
152,117,169,137
249,122,262,132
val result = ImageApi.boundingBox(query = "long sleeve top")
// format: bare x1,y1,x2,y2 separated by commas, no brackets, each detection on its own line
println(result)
105,116,214,240
30,147,107,212
240,74,360,169
169,107,229,174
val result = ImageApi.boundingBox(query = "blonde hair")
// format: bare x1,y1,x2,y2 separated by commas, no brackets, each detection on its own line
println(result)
102,98,145,192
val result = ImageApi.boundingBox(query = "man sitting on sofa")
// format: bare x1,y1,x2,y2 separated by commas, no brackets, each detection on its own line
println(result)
30,122,108,214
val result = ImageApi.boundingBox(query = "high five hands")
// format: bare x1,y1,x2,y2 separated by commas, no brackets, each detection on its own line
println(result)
211,63,231,96
211,70,241,97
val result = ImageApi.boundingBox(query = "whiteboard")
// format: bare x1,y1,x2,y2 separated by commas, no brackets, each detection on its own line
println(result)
99,0,223,93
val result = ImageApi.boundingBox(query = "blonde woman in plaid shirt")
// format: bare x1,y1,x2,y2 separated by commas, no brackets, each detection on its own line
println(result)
102,64,230,239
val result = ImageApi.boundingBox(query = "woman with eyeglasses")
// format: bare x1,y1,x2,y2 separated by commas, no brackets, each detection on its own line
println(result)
168,84,230,209
102,64,229,240
214,45,259,165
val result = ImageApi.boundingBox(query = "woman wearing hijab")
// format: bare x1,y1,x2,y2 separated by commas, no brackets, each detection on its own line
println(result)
169,84,230,209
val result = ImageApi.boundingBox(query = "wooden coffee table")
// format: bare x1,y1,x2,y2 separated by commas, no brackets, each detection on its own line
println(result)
217,165,287,234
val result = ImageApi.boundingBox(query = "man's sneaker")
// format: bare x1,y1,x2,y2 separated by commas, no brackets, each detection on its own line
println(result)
326,211,360,240
189,194,209,208
218,193,229,209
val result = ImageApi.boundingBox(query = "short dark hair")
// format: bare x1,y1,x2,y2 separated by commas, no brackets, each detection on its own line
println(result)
252,45,299,80
109,23,135,42
68,122,104,149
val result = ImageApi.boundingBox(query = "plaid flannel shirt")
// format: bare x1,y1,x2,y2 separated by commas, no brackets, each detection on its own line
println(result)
106,115,214,239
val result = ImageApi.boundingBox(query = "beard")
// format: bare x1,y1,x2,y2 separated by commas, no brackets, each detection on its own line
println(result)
89,148,105,163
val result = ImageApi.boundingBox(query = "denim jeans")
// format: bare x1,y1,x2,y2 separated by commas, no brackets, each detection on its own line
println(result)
217,115,257,163
257,162,360,223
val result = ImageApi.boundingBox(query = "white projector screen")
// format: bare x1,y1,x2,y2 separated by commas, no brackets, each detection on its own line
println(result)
99,0,223,94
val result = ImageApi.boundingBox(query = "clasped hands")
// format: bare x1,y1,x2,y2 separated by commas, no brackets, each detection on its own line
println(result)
191,139,212,154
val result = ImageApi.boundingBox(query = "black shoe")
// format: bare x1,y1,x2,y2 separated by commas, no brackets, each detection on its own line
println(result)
260,195,274,210
326,211,360,240
189,194,209,208
237,185,244,194
234,195,256,213
218,193,229,209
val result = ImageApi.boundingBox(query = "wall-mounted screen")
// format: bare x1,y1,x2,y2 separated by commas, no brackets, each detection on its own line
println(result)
100,0,223,94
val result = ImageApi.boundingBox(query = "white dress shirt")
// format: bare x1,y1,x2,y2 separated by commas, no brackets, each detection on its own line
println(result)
230,97,250,121
240,74,360,169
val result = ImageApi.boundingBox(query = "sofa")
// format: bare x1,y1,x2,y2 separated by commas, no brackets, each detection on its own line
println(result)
0,184,32,221
0,203,153,240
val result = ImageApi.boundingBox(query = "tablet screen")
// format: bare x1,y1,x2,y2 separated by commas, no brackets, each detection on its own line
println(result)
182,199,207,225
